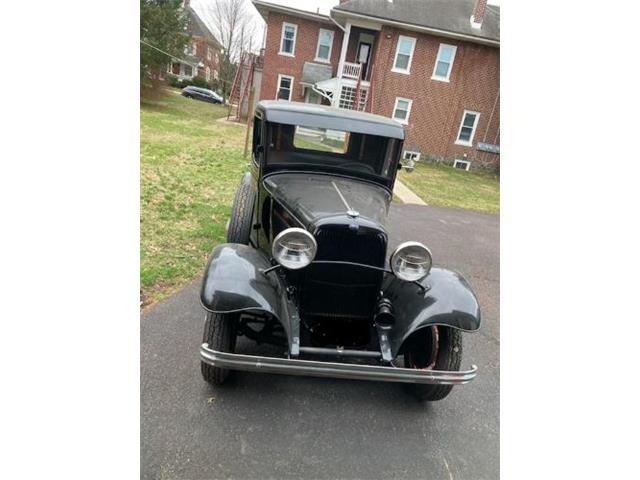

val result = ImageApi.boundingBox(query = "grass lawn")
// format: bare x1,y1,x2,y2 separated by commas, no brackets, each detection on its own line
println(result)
140,89,248,306
397,162,500,214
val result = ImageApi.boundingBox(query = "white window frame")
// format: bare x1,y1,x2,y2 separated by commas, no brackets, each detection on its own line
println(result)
453,159,471,171
279,22,298,57
455,110,480,146
314,28,334,63
181,63,194,78
207,47,212,60
276,74,294,101
205,66,211,82
392,35,417,74
431,43,457,82
403,150,421,161
392,97,413,125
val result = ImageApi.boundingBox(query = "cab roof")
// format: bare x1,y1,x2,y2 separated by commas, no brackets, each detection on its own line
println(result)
256,101,405,140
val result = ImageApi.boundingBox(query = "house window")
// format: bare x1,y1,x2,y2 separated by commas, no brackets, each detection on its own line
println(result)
276,74,293,101
432,43,457,82
455,110,480,146
279,22,297,56
207,47,212,60
213,69,219,80
315,28,334,62
183,64,193,77
392,97,413,124
403,151,421,161
185,43,196,56
453,159,471,171
392,35,416,74
205,67,211,82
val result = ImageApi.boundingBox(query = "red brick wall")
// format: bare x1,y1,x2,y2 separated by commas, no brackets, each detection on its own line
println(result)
259,13,500,170
369,25,500,169
259,12,343,102
194,37,222,83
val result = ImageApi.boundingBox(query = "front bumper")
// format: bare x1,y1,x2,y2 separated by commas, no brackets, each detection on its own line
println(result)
201,344,477,385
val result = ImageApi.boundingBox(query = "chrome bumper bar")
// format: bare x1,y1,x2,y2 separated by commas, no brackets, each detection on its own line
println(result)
201,344,477,385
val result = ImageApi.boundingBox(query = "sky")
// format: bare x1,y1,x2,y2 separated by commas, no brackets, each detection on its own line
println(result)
191,0,501,50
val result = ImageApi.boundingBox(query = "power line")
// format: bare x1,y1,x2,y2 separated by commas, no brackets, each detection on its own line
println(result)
140,39,198,66
140,39,235,86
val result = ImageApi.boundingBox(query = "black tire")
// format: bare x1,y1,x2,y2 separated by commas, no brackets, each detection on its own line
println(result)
227,173,256,244
404,326,463,402
201,311,238,385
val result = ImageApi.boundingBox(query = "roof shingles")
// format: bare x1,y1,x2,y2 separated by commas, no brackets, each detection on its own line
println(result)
334,0,499,43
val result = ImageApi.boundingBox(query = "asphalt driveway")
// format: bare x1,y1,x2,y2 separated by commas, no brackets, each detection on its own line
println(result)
141,204,499,480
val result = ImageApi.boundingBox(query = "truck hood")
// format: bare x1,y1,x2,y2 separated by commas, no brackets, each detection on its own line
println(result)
263,173,391,231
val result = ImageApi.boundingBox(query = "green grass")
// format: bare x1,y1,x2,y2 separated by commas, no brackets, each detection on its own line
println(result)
140,90,248,306
397,162,500,214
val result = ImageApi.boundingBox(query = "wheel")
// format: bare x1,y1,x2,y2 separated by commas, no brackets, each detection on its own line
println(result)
201,311,238,385
404,326,463,401
227,173,256,244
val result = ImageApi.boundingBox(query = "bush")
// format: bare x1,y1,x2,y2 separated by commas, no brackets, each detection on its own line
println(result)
166,74,212,90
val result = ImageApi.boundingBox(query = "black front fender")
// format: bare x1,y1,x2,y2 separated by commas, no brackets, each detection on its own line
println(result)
383,268,481,357
200,244,282,314
200,243,298,351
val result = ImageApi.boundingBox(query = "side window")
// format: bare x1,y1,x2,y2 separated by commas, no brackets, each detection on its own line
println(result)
252,115,263,165
455,110,480,146
432,43,457,82
279,22,298,56
392,35,416,74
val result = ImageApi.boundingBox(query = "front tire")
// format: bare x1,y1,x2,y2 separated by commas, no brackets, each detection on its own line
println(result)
227,174,256,244
201,311,238,385
404,326,463,402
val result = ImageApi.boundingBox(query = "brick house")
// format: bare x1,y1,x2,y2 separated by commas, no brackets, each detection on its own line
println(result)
252,0,500,170
167,0,223,86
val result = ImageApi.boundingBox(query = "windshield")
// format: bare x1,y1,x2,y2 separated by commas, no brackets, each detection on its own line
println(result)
265,122,400,181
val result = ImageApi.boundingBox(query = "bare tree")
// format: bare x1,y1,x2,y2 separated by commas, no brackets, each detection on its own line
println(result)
203,0,258,98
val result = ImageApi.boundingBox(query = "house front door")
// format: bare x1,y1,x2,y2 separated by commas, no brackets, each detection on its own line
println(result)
357,42,372,80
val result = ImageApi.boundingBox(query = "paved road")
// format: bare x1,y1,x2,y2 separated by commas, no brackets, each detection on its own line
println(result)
141,204,499,480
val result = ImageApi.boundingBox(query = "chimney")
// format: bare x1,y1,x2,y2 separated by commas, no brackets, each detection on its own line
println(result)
470,0,487,29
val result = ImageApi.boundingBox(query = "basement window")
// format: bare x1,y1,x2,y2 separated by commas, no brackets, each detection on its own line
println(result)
453,159,471,171
403,151,421,161
279,22,298,56
432,43,457,82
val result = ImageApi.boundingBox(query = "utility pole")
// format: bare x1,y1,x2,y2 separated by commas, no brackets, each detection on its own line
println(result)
243,86,255,158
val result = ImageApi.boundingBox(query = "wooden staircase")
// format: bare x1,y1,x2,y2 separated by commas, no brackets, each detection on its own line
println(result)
227,51,258,121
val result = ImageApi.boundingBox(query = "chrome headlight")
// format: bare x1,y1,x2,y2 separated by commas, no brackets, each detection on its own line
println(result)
390,241,432,281
272,228,317,270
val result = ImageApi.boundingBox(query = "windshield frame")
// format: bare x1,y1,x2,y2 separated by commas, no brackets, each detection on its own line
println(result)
262,120,403,189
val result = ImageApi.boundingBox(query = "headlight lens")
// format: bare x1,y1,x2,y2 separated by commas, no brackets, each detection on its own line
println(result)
272,228,317,270
390,241,432,281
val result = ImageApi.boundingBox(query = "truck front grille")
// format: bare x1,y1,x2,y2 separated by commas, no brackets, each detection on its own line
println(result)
299,225,386,320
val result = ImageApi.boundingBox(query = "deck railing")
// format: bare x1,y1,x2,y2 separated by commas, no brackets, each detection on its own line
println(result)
341,62,362,80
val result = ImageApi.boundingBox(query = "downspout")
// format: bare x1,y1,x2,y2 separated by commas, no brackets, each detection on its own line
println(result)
483,88,499,142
